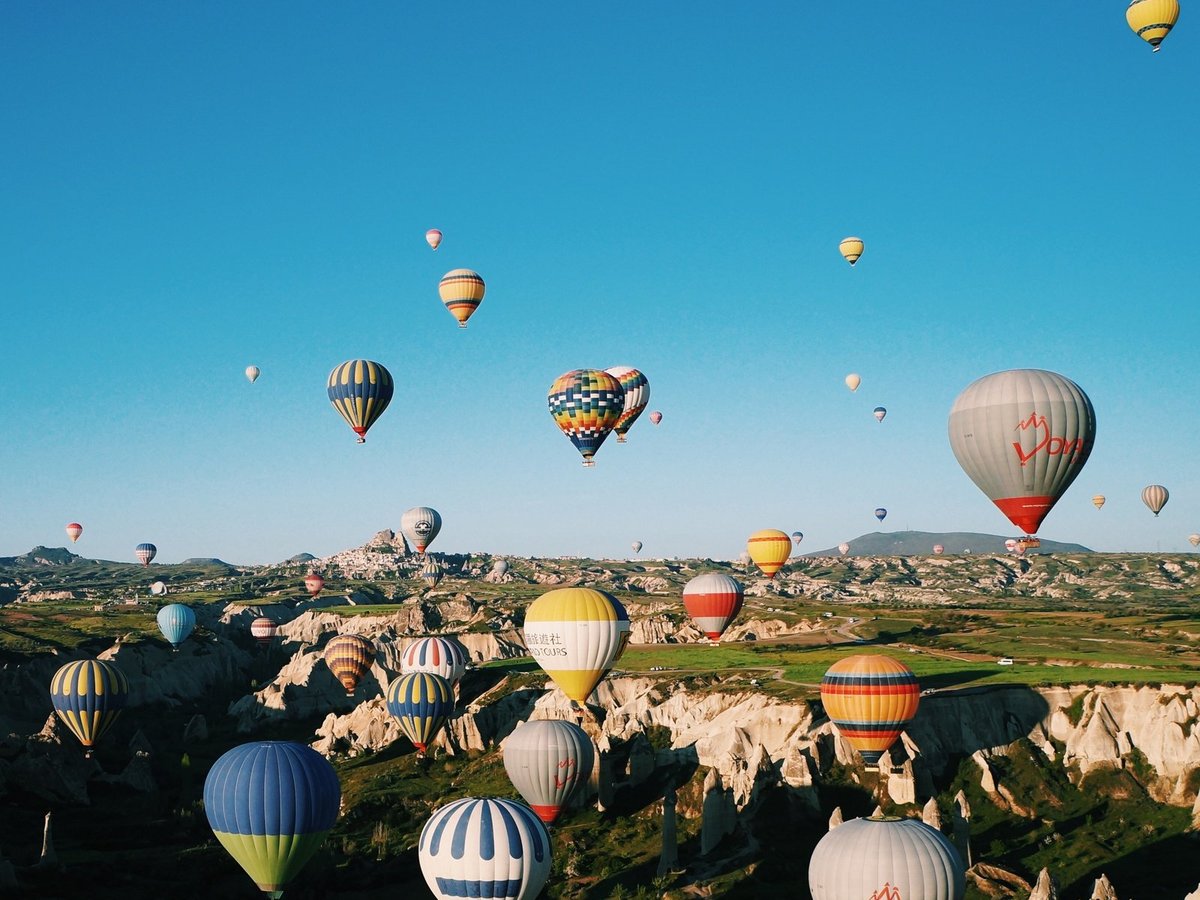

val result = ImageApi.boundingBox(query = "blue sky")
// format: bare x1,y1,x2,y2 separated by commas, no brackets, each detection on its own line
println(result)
2,3,1197,563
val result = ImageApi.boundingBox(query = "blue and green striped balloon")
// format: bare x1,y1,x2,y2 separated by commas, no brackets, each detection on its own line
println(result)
204,741,341,899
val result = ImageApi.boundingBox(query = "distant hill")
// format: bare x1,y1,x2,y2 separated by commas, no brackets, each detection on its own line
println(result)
288,553,316,563
0,546,80,566
806,530,1092,556
180,557,234,568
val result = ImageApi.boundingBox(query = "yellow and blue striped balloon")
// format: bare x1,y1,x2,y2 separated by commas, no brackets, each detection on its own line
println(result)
322,634,375,695
386,672,455,755
49,659,130,756
438,269,486,327
204,741,341,899
327,360,394,443
547,369,625,467
820,654,920,767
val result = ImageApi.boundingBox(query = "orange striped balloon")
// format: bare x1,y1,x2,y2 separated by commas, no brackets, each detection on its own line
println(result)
746,529,792,579
820,654,919,766
323,634,375,696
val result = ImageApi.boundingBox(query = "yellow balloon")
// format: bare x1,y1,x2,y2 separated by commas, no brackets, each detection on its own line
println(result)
845,373,861,392
746,529,792,579
522,588,630,704
839,237,865,266
1126,0,1179,51
1092,495,1106,510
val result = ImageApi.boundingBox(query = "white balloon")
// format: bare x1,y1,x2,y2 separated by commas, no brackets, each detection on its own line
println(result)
503,720,595,824
400,507,442,553
809,816,965,900
401,637,467,686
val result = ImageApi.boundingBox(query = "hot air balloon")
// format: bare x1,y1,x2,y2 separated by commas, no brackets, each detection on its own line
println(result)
503,719,595,824
438,268,485,327
603,366,650,443
425,228,443,250
420,558,442,588
808,815,966,900
874,508,887,522
1093,494,1106,510
323,634,375,696
245,366,260,383
304,573,325,597
933,544,945,555
1014,541,1028,556
250,616,278,648
873,406,887,423
820,654,920,767
1189,534,1200,547
746,529,792,578
1142,484,1169,516
150,581,167,596
493,559,509,576
156,603,195,650
631,540,642,554
523,587,630,705
845,373,861,392
419,798,552,900
737,551,752,566
50,659,129,757
135,543,157,566
839,236,865,266
792,531,804,545
204,741,340,899
682,573,744,642
401,636,468,686
1127,0,1179,51
948,369,1096,536
65,522,83,543
1004,538,1018,553
401,506,442,554
547,369,625,467
386,672,454,756
838,542,850,556
327,359,394,443
649,410,662,425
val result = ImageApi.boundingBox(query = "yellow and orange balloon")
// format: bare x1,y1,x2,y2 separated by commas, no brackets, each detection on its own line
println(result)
746,529,792,579
1126,0,1179,52
820,654,919,767
439,269,485,328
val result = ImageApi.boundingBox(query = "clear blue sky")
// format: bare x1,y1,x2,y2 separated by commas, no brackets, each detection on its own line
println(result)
2,3,1197,563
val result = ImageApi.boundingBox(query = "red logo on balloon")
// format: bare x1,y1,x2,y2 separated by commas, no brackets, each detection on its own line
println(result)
1011,413,1087,467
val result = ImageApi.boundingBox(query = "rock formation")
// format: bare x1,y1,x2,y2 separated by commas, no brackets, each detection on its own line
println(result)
1029,867,1058,900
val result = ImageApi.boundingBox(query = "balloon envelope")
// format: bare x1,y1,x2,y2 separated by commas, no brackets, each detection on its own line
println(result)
401,506,442,553
327,359,394,443
873,406,887,422
420,558,442,588
682,573,744,641
323,634,375,695
933,545,945,555
135,543,157,566
792,531,803,545
503,719,595,824
1092,494,1106,510
419,797,552,900
631,540,642,554
204,741,340,898
874,508,887,522
401,636,468,686
438,268,485,327
425,228,442,250
603,366,650,442
65,522,83,542
838,236,865,266
250,617,278,647
1142,484,1169,516
649,410,662,425
50,659,129,754
948,369,1096,535
493,559,510,576
547,369,625,467
245,365,260,383
150,581,167,596
523,588,630,703
809,816,965,900
1126,0,1179,51
157,604,194,648
838,542,850,556
304,573,325,597
747,529,792,578
821,654,919,765
845,373,861,392
1189,534,1200,548
386,672,454,754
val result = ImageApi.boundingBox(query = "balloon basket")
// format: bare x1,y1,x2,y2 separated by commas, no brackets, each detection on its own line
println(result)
355,437,366,444
582,459,595,468
616,435,627,443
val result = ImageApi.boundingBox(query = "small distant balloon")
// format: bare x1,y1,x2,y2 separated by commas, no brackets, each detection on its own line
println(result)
135,543,157,566
649,410,663,425
245,366,260,383
1092,495,1106,510
874,508,887,522
1189,534,1200,547
838,542,850,556
1004,538,1018,553
304,573,325,597
250,617,277,648
65,522,83,543
425,228,442,250
792,531,803,545
150,581,167,596
839,236,865,266
492,559,509,576
845,373,861,392
873,406,886,423
604,366,650,443
419,558,442,589
1126,0,1179,52
438,268,485,328
933,544,945,555
1142,484,1169,516
631,540,642,554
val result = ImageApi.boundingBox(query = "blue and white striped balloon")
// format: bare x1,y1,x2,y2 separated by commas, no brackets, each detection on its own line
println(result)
401,636,468,686
419,797,552,900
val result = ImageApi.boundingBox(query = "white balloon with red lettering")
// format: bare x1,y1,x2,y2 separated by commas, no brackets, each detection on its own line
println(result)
809,815,965,900
502,719,595,825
